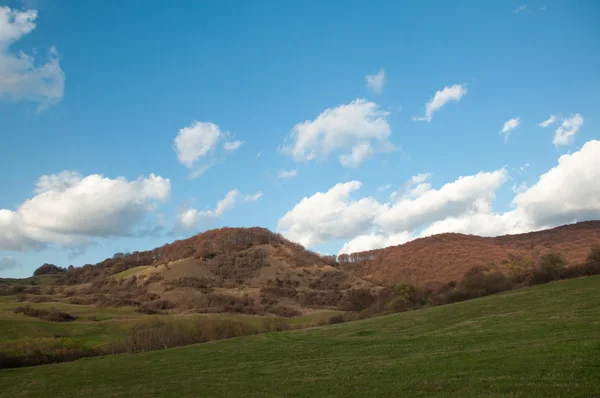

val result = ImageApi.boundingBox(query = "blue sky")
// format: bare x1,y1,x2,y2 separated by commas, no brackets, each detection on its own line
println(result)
1,0,599,277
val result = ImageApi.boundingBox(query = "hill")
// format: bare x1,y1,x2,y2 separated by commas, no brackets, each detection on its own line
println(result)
4,227,380,316
1,275,598,397
343,221,600,287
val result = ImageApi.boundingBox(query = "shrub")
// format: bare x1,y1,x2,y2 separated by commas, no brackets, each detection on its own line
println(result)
14,305,77,322
587,245,600,264
328,314,346,324
144,299,175,310
506,257,535,284
135,306,161,315
261,317,290,332
268,306,301,318
534,252,566,283
341,288,376,312
196,318,259,342
0,337,96,369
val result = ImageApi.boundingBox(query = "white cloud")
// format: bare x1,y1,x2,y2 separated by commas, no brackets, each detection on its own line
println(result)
0,171,170,251
365,69,385,94
0,6,65,110
279,140,600,254
339,232,412,255
280,99,393,167
0,256,20,272
390,173,432,201
173,121,242,178
511,181,528,193
278,169,298,179
376,184,391,192
174,122,221,167
178,188,261,231
501,117,521,143
537,115,557,128
223,140,243,152
413,84,467,122
518,163,530,174
277,181,385,247
513,139,600,227
244,191,263,202
553,113,583,147
514,4,527,13
339,141,375,168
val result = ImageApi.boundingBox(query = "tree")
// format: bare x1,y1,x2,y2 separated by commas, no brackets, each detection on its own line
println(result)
536,252,566,282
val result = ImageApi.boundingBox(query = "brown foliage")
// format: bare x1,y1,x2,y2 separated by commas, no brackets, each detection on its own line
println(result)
14,305,76,322
348,221,600,286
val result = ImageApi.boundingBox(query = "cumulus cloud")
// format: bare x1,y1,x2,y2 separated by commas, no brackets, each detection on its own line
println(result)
278,140,600,254
0,6,65,110
0,171,170,251
413,84,467,122
277,181,385,247
339,232,412,255
173,121,242,178
537,115,557,128
278,169,298,179
178,188,262,231
223,140,243,151
553,113,583,147
501,117,521,143
0,256,20,272
365,69,385,94
513,139,600,227
280,99,393,167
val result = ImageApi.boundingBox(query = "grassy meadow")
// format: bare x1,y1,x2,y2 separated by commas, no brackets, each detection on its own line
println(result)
1,275,599,397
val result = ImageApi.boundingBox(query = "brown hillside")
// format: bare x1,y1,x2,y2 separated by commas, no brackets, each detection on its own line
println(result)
15,227,382,316
345,221,600,287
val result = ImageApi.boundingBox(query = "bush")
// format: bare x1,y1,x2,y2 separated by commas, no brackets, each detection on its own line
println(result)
261,317,290,332
587,245,600,264
135,306,161,315
328,314,346,324
14,305,77,322
341,288,376,312
144,299,175,310
506,257,535,284
267,306,301,318
0,337,96,369
534,252,566,283
196,318,259,342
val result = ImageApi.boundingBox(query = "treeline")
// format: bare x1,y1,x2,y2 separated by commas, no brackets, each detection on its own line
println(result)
0,317,291,369
327,245,600,324
3,246,599,370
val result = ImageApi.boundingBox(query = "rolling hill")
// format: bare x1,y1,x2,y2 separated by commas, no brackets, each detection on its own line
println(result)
1,275,599,397
344,221,600,287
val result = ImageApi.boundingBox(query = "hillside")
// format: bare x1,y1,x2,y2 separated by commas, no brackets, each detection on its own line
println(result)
4,222,600,315
1,276,599,397
344,221,600,287
4,228,380,316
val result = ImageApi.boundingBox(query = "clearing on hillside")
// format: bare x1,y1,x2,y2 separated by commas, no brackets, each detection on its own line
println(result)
1,276,599,397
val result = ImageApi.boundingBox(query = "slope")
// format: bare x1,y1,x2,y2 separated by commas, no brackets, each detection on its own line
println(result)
1,275,599,397
344,220,600,286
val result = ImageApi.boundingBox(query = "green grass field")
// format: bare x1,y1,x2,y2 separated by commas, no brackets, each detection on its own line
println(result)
1,276,599,397
0,295,341,348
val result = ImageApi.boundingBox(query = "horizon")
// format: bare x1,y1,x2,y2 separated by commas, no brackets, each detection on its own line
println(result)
1,0,600,277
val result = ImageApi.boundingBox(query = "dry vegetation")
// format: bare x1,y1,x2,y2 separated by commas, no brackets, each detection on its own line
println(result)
343,220,600,287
